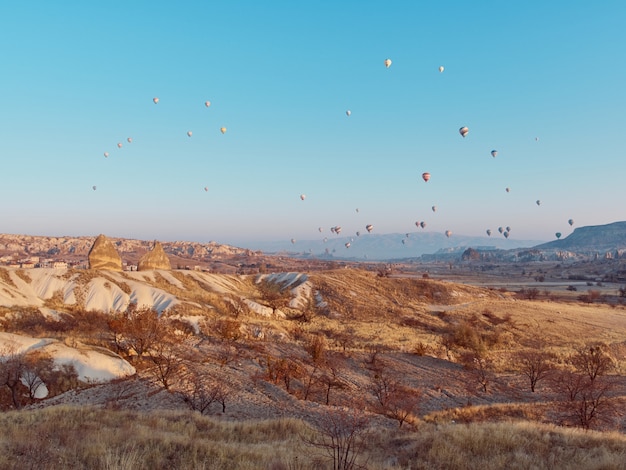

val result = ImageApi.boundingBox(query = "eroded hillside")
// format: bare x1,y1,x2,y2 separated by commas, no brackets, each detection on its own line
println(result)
1,266,625,437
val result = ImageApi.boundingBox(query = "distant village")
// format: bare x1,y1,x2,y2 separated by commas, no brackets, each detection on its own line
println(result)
0,255,140,271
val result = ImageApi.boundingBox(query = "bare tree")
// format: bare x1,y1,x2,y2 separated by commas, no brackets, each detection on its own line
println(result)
23,352,55,400
304,407,370,470
551,370,616,430
148,339,184,390
107,307,166,361
368,370,420,427
0,347,27,409
569,343,614,383
177,368,228,415
516,349,554,392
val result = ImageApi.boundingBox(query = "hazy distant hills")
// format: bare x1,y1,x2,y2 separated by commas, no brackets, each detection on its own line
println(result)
247,232,546,261
1,220,625,265
534,221,626,253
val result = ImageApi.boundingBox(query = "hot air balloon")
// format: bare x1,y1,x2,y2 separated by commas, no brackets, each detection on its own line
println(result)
505,187,511,193
330,227,336,234
568,219,574,226
127,137,132,143
445,230,452,238
498,227,504,234
535,137,539,142
555,232,562,239
345,242,351,248
334,226,342,234
420,221,426,229
355,208,359,213
318,227,323,232
459,127,469,138
205,101,211,107
204,187,208,192
439,65,444,73
103,152,109,158
384,58,392,68
504,231,510,238
422,172,431,182
356,231,360,237
92,185,97,191
366,224,373,233
415,221,420,228
406,233,410,238
153,97,159,104
491,150,497,158
506,226,511,232
432,205,437,212
117,143,122,148
536,200,541,206
291,239,296,244
187,131,192,137
486,229,492,236
220,127,227,134
346,110,351,116
402,239,406,245
300,194,306,201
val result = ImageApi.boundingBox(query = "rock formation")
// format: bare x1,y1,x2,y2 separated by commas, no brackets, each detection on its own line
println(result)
88,234,123,271
138,241,171,271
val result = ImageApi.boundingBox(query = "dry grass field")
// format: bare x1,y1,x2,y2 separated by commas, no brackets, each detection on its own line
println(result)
1,263,626,468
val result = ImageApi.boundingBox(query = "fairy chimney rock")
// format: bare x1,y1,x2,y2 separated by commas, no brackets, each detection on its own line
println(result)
138,241,171,271
88,234,123,271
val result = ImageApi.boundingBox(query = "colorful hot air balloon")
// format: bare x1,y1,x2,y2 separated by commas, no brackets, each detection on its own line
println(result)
432,205,437,212
445,230,452,238
346,110,351,116
204,187,208,192
366,224,373,233
345,242,351,248
334,226,342,234
153,97,159,104
187,131,193,137
117,142,122,148
291,238,296,244
459,126,469,138
420,221,426,229
127,137,132,143
318,227,323,232
504,231,510,238
92,185,97,191
486,229,492,236
205,101,211,107
104,152,109,158
498,227,504,234
415,221,420,228
356,231,360,237
506,226,511,232
439,65,444,73
556,232,562,239
491,150,498,158
384,58,392,68
300,194,306,201
220,127,227,134
422,172,431,182
506,187,511,193
536,200,541,206
568,219,574,226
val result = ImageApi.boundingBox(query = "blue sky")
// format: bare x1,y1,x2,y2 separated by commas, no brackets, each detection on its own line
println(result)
1,1,625,248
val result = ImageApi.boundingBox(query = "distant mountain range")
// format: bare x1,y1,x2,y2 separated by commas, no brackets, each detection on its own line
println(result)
1,220,625,265
245,232,546,261
248,221,626,262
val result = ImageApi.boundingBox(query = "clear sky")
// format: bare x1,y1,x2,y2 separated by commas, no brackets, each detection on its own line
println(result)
1,1,625,248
